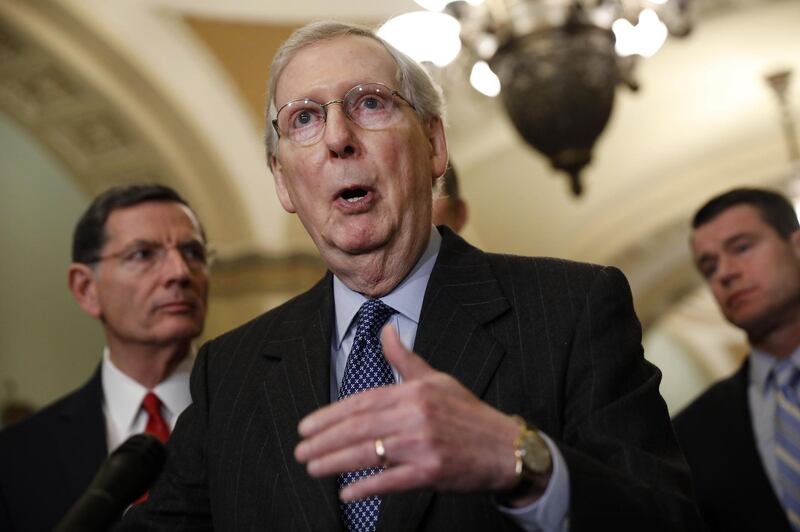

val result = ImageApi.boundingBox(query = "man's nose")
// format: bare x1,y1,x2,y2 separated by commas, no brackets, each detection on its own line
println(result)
323,104,358,158
161,247,192,282
716,254,740,287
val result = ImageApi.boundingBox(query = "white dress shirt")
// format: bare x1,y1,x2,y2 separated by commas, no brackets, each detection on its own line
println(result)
330,226,570,532
101,347,193,453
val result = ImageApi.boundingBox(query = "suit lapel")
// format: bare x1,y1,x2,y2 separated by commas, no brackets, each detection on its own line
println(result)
414,229,510,391
260,274,345,531
725,361,791,530
378,228,510,532
57,368,107,497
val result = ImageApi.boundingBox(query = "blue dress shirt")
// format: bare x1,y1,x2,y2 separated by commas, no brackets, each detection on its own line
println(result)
749,345,800,501
330,226,570,532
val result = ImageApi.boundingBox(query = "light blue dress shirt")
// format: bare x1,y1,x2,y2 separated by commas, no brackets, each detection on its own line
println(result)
749,345,800,501
330,226,570,532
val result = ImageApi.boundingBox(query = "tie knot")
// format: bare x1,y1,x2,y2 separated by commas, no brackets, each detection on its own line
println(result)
141,392,163,417
356,299,396,339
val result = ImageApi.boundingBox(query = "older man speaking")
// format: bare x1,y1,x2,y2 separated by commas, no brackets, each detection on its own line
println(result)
119,21,704,532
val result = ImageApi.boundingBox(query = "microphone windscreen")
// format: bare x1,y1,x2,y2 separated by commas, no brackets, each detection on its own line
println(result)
54,433,166,532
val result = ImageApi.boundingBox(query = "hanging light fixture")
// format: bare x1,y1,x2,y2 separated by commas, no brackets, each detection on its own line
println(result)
379,0,691,196
765,69,800,215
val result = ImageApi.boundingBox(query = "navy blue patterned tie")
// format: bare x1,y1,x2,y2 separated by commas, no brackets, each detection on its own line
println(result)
775,360,800,530
337,299,396,532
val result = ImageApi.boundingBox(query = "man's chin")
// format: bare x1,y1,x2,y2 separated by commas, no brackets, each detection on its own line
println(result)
328,229,392,256
729,309,775,339
152,320,204,345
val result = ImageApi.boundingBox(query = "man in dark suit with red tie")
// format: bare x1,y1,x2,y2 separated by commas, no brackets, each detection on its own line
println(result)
119,21,704,531
674,187,800,531
0,184,210,531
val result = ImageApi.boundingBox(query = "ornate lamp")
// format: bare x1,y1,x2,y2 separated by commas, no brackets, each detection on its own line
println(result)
490,23,620,195
765,69,800,202
381,0,691,196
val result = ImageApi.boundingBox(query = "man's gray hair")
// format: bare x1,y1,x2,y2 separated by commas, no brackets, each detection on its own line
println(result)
264,20,446,162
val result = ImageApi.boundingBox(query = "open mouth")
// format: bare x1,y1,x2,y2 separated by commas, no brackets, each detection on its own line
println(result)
340,187,369,203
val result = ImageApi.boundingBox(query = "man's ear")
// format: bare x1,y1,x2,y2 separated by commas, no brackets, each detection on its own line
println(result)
270,154,297,214
427,117,448,184
67,263,102,319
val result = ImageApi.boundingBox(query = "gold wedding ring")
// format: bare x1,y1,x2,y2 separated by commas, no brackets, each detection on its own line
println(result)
374,438,389,467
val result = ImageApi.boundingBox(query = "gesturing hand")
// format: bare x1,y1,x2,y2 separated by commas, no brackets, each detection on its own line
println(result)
294,326,539,503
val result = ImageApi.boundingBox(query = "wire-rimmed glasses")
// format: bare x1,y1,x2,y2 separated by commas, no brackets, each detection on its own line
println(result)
272,82,416,146
86,240,214,274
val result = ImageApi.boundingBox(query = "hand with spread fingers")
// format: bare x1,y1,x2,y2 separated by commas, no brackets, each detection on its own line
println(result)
294,326,552,506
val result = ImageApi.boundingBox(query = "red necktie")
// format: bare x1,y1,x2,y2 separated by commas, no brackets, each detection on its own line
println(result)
142,392,170,444
133,392,170,505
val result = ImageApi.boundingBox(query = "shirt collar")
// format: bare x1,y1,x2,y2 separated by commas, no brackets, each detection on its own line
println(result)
332,225,442,349
751,344,800,395
101,347,193,431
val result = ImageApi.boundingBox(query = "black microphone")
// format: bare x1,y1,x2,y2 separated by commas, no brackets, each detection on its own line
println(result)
54,433,166,532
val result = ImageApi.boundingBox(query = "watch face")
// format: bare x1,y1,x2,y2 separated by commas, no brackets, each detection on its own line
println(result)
521,430,551,474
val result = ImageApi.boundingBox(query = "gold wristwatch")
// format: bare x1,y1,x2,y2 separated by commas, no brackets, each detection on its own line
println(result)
511,415,552,486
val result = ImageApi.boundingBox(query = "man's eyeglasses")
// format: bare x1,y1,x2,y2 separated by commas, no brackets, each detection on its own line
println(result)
86,240,214,274
272,82,416,146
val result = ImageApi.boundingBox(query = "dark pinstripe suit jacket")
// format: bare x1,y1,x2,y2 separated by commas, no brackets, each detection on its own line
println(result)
121,228,704,531
0,368,107,532
674,359,791,532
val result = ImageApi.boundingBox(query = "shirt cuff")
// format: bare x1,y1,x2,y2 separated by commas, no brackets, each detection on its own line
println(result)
495,432,570,532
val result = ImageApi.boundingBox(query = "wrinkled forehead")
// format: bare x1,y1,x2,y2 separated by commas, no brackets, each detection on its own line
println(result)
274,35,400,105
